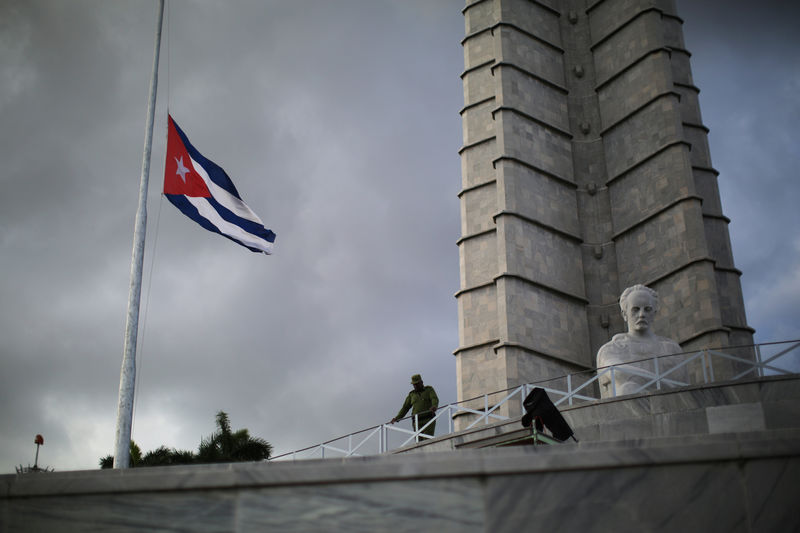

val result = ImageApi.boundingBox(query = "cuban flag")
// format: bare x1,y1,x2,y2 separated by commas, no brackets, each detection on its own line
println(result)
163,115,276,254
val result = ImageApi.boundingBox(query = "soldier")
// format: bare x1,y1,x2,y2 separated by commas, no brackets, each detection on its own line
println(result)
390,374,439,437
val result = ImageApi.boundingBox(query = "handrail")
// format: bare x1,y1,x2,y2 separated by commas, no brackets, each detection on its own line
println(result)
270,340,800,461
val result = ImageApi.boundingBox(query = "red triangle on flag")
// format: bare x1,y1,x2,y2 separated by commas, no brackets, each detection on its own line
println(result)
164,116,212,197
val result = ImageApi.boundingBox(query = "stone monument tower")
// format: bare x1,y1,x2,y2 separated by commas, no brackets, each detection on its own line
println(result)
456,0,753,416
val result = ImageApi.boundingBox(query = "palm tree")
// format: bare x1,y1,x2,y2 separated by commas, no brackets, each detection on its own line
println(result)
98,411,272,468
140,446,195,467
99,440,142,469
197,411,272,463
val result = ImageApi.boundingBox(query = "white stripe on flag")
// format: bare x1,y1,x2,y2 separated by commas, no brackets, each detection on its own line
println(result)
187,196,274,254
189,156,266,225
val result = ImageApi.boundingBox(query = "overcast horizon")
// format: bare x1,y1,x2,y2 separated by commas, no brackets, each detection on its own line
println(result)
1,0,798,473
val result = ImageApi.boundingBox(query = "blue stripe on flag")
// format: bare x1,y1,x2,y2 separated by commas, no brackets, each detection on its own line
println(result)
165,194,270,254
206,196,276,243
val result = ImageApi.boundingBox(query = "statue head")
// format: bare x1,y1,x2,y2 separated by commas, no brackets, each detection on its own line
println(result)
619,284,659,335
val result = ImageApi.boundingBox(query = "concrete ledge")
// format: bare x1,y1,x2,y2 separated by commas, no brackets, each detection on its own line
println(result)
3,431,799,532
4,432,799,498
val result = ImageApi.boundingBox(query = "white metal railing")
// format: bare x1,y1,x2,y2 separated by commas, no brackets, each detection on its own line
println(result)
270,340,800,461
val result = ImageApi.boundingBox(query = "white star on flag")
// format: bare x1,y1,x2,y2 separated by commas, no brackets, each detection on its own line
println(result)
174,156,190,183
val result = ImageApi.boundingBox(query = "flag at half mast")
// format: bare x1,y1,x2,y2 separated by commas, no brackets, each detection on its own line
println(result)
164,115,276,254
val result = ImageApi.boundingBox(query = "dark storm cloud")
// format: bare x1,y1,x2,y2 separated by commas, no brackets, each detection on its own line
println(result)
1,0,796,472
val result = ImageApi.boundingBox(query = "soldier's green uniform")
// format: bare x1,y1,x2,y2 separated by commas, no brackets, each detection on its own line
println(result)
395,375,439,436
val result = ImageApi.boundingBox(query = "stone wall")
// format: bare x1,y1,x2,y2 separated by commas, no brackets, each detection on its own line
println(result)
3,430,797,532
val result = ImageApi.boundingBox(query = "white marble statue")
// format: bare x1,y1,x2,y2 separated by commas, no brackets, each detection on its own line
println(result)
597,284,687,398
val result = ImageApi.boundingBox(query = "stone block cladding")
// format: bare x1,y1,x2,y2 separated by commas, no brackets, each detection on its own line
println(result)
456,0,753,427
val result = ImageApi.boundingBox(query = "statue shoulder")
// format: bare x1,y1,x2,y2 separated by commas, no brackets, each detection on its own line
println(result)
599,334,630,352
655,336,682,354
597,334,630,364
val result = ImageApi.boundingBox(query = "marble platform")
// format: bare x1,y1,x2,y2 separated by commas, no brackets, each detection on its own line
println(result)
3,429,799,532
394,374,800,454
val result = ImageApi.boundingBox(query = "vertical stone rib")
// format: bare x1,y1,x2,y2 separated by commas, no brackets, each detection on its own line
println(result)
560,0,622,357
457,0,502,410
490,1,592,380
457,0,590,427
659,8,754,346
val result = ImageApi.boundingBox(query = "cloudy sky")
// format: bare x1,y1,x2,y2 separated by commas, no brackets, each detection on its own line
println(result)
1,0,797,473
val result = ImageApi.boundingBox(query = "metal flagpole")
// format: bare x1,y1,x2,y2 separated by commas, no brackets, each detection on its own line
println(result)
113,0,165,469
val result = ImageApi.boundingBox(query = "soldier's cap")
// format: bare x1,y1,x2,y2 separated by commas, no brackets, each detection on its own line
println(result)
410,374,422,384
